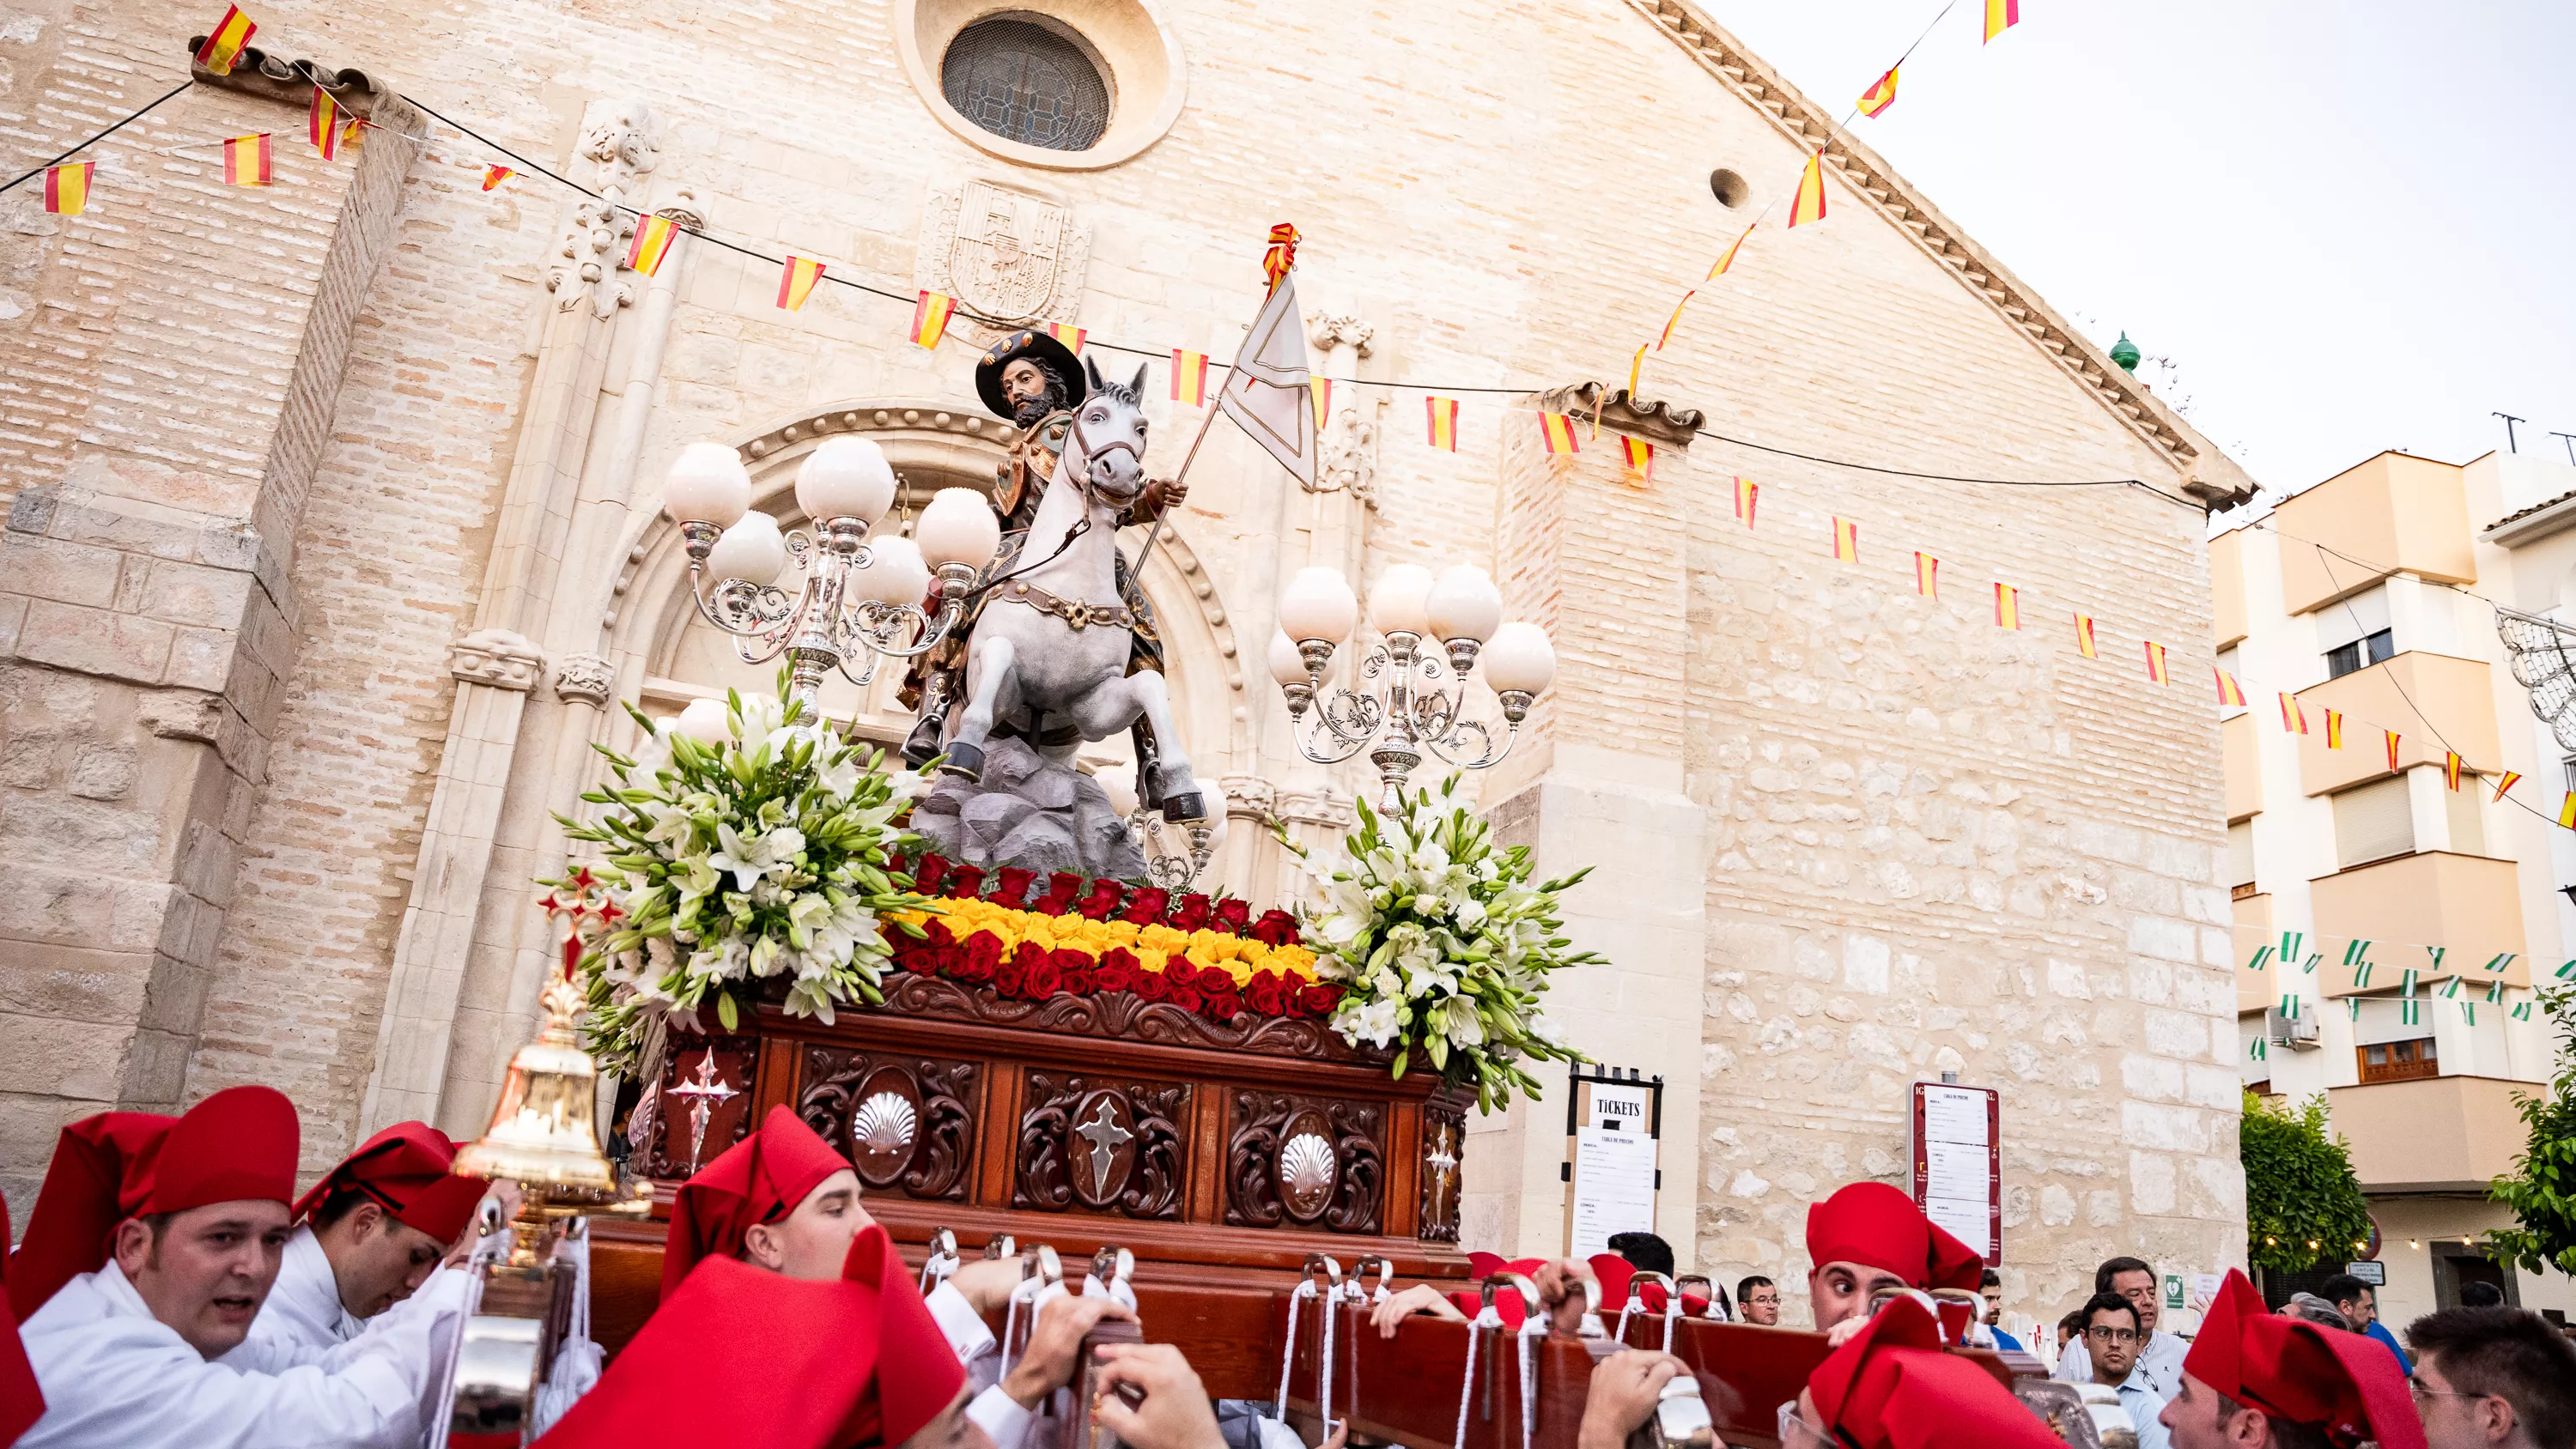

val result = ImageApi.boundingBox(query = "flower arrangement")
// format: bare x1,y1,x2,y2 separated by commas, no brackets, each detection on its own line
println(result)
1294,777,1594,1109
890,858,1342,1026
555,682,931,1075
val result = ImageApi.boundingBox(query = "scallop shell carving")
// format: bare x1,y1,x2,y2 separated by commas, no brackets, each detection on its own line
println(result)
854,1091,919,1158
1279,1131,1337,1218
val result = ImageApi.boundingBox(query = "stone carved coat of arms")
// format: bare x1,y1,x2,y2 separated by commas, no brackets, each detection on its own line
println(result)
920,179,1091,332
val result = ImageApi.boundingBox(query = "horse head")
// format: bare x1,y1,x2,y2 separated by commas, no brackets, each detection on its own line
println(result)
1070,355,1151,505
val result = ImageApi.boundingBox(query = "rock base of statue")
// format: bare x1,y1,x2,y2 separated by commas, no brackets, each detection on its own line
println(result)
911,734,1146,881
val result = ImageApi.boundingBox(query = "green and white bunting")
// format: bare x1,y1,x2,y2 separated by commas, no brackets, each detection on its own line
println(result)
2441,977,2464,999
2250,1034,2269,1063
2248,945,2275,972
2278,992,2302,1020
2402,967,2421,997
2463,1001,2478,1025
2427,946,2447,970
2487,980,2505,1003
2346,997,2362,1022
2484,952,2517,974
2401,997,2423,1027
2344,940,2373,966
2353,961,2375,990
2558,959,2575,980
2303,953,2322,974
2512,997,2536,1022
2281,931,2306,964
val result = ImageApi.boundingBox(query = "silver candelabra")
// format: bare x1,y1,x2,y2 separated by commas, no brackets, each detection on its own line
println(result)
678,518,971,705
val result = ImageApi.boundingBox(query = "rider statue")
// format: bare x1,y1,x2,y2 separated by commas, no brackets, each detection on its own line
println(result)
900,328,1188,777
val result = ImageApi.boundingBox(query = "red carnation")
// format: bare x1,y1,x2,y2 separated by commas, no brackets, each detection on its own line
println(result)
1164,983,1204,1014
1295,984,1340,1017
1023,960,1062,999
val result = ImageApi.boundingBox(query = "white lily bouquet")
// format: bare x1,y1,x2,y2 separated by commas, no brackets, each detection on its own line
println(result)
555,681,932,1075
1294,777,1594,1110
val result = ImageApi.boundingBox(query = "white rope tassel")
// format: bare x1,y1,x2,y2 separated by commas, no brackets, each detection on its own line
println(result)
1452,1311,1495,1449
1517,1315,1546,1449
1317,1293,1339,1438
1274,1281,1313,1422
1662,1303,1680,1355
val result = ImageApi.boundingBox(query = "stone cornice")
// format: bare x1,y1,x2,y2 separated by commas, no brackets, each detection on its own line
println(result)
1622,0,2256,511
183,42,403,124
1535,383,1704,452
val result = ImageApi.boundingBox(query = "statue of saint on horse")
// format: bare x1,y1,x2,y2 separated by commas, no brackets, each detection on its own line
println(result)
898,330,1208,822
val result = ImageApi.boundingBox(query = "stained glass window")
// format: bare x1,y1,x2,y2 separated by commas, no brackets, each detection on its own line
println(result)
942,19,1110,153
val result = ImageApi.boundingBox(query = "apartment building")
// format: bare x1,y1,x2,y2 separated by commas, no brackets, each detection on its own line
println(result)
2215,448,2576,1327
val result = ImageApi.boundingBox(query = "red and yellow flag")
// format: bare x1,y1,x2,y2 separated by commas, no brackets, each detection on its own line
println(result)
1425,396,1460,452
2561,793,2576,830
2074,613,2097,658
2444,751,2464,791
2142,640,2168,684
2324,708,2343,749
1626,343,1648,403
1538,411,1583,457
627,213,677,276
2215,669,2245,706
343,116,366,151
910,290,955,349
1047,322,1085,355
776,256,825,312
1260,221,1298,294
196,4,258,76
481,164,513,191
1734,476,1759,528
2385,731,2403,773
1984,0,2020,43
1831,516,1859,564
1788,153,1827,228
42,162,92,216
1709,222,1755,279
1170,349,1209,405
309,88,341,161
1993,582,2020,629
1656,291,1695,350
1309,378,1332,430
1857,65,1899,118
2492,770,2522,803
1620,436,1655,481
1913,552,1938,598
222,133,271,186
2279,693,2308,735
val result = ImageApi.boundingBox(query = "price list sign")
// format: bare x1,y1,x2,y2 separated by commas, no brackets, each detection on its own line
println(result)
1909,1082,2002,1264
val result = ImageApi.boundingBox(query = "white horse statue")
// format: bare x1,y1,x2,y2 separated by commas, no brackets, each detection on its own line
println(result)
940,358,1209,824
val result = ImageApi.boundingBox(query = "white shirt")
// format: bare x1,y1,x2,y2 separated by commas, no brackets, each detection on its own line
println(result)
2055,1329,2187,1404
18,1258,471,1449
925,1280,1035,1449
216,1227,361,1373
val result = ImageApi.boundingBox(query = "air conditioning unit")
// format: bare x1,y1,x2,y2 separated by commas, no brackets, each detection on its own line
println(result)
2266,1008,2321,1049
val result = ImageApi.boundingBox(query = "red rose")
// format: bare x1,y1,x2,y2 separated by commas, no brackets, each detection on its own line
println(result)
1249,910,1302,948
956,932,1004,984
1023,960,1062,999
994,962,1026,997
1244,973,1288,1017
1119,888,1170,926
1060,967,1096,996
1194,964,1234,992
1093,950,1139,993
1296,984,1340,1017
1168,894,1213,931
922,919,957,948
1133,969,1171,1003
1201,989,1242,1022
1075,880,1127,920
1165,984,1204,1014
1212,897,1252,935
1010,941,1047,973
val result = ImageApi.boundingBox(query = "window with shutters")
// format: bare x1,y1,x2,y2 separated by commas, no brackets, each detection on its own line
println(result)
2358,1037,2438,1084
2333,774,2415,868
2445,779,2486,856
2227,821,2257,898
2318,585,2395,679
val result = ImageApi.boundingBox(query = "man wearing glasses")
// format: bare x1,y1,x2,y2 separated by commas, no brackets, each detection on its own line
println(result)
2055,1255,2188,1405
2402,1306,2576,1449
2080,1291,2172,1449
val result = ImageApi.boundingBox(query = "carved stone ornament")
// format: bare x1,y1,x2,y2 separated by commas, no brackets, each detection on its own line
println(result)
1015,1071,1186,1220
797,1046,977,1200
1307,313,1382,506
547,97,661,318
1418,1090,1466,1244
920,179,1092,333
448,628,545,692
1225,1090,1385,1234
553,652,615,707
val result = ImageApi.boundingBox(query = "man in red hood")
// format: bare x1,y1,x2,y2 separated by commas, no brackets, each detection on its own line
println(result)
2159,1270,2426,1449
1803,1183,1985,1330
1777,1293,2065,1449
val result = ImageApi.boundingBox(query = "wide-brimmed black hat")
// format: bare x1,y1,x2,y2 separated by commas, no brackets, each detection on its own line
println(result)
974,329,1087,421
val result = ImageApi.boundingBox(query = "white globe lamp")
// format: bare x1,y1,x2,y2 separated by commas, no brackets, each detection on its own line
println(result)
663,442,752,528
793,435,898,527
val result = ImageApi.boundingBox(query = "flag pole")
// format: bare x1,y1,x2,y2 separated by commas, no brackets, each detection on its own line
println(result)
1128,393,1223,573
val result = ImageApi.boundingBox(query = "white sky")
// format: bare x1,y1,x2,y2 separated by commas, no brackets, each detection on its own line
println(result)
1710,1,2576,496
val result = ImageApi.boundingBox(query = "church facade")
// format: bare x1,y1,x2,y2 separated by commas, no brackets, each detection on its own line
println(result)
0,0,2255,1321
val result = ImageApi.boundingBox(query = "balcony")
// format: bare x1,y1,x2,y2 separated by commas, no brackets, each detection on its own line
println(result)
2275,452,2474,615
2223,712,2262,822
2325,1076,2535,1191
2233,894,2274,1013
2296,652,2499,796
2312,852,2530,993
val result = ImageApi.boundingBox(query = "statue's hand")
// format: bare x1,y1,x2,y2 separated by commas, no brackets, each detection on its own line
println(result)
1142,477,1188,513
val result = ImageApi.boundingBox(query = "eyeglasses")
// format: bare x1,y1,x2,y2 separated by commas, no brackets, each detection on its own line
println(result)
2409,1379,2497,1405
2086,1326,2142,1343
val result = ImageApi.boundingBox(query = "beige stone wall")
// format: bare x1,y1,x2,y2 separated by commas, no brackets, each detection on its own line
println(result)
0,0,2245,1298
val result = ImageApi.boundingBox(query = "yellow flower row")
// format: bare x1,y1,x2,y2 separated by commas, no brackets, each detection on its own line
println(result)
903,896,1320,984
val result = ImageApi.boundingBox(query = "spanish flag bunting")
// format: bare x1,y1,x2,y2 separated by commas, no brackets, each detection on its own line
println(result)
195,3,258,76
627,213,677,276
1913,552,1938,598
1734,476,1759,527
2074,613,2096,658
42,162,92,216
1260,221,1299,294
909,290,955,349
1993,581,2020,628
1627,343,1648,403
2443,750,2463,791
1538,411,1582,457
2492,770,2522,803
1620,435,1655,481
222,133,271,186
2142,640,2167,684
1857,65,1899,118
2562,792,2576,830
1170,349,1209,406
1787,152,1827,228
309,87,342,161
2280,693,2308,734
2214,669,2245,706
1425,396,1460,452
1708,222,1755,279
1656,291,1695,350
1048,322,1086,355
2324,708,2343,749
1831,516,1858,564
481,164,513,191
2385,731,2402,773
776,255,825,312
343,116,366,150
1309,378,1332,430
1984,0,2020,43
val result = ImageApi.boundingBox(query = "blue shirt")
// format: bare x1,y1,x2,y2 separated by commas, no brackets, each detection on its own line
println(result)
2115,1367,2174,1449
1991,1327,2026,1352
2365,1319,2412,1374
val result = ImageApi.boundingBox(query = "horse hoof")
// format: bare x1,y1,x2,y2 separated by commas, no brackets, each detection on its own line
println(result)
940,742,985,782
1161,791,1206,823
901,723,945,769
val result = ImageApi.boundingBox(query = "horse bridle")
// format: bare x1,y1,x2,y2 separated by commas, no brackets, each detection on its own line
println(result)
1063,404,1145,512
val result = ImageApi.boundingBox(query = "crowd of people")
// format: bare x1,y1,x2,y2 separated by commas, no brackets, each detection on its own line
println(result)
0,1088,2570,1449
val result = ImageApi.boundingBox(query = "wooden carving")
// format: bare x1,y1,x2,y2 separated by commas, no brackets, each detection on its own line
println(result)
878,972,1387,1064
1225,1091,1386,1235
1419,1091,1465,1243
1015,1071,1188,1219
796,1046,978,1201
641,1035,758,1180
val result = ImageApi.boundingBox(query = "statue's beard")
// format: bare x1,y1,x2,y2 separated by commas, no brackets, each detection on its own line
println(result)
1011,392,1057,429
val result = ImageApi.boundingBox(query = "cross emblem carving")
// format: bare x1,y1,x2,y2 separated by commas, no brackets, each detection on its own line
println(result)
1073,1100,1134,1198
667,1053,739,1173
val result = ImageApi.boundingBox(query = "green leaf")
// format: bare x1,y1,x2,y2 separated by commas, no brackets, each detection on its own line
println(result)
716,991,739,1032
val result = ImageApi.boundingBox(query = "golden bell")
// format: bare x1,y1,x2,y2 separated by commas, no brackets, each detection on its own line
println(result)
453,969,617,1193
